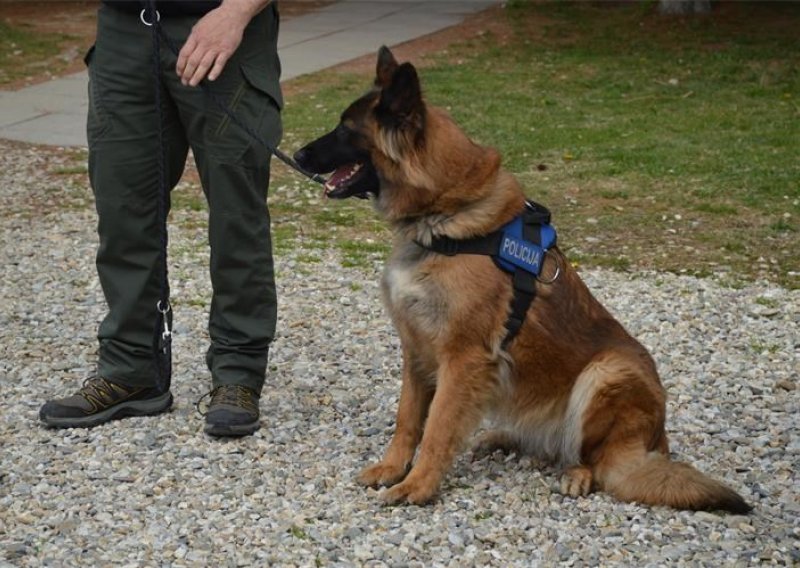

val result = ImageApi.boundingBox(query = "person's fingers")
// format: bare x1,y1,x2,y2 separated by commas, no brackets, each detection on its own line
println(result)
176,36,198,77
207,51,231,82
187,51,218,86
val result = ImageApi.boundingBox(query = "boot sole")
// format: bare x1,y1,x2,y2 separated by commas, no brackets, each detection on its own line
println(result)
204,419,260,437
40,392,173,429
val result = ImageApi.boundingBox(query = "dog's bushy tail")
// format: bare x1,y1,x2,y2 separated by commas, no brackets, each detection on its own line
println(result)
602,452,751,514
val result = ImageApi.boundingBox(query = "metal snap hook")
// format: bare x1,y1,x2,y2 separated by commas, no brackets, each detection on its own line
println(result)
140,8,161,26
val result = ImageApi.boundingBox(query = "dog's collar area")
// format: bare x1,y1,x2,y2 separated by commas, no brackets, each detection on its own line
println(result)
417,200,556,278
415,200,558,347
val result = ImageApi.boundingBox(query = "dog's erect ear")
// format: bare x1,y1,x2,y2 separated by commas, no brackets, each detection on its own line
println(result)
376,62,424,130
375,45,399,88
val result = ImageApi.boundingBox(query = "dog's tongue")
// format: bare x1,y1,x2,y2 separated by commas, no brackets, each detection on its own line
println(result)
324,163,362,195
326,166,353,187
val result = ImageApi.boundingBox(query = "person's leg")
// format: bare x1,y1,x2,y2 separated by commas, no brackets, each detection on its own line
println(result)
160,7,283,435
40,6,188,427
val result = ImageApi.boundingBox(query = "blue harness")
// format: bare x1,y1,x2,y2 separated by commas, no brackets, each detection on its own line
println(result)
495,210,558,275
418,200,557,347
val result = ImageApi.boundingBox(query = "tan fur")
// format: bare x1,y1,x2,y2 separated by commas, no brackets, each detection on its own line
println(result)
344,50,751,512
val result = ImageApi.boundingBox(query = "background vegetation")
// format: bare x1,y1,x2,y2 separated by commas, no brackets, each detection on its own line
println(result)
3,1,797,287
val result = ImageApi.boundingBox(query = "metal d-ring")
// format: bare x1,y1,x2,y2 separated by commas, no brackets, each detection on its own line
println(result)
140,8,161,26
536,249,561,284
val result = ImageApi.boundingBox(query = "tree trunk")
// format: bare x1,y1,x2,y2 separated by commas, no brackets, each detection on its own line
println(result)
659,0,711,15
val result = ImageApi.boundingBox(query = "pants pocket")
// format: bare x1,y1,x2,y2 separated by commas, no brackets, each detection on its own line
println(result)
85,44,111,142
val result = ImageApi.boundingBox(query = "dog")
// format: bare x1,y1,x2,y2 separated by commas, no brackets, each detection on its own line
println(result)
293,46,751,513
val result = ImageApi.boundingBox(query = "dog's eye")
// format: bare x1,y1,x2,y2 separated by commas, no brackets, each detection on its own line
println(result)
335,124,352,142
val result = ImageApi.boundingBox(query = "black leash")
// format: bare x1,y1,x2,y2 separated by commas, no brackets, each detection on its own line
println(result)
141,2,326,392
153,16,326,185
144,2,172,393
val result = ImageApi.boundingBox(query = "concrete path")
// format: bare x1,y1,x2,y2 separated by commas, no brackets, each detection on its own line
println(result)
0,0,498,148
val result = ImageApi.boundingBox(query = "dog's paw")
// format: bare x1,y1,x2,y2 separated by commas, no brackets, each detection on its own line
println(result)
357,462,409,488
471,430,519,460
559,465,593,498
380,477,438,506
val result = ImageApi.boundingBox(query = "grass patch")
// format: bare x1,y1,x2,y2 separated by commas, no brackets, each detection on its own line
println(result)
295,253,322,264
338,239,390,270
0,21,73,87
270,1,798,288
754,296,779,309
11,3,795,288
51,165,88,176
171,184,206,213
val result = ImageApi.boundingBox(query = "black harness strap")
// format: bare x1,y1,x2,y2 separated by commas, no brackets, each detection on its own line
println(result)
503,221,540,348
420,201,553,349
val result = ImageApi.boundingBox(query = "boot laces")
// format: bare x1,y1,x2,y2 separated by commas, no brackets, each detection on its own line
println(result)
195,385,256,416
79,376,136,407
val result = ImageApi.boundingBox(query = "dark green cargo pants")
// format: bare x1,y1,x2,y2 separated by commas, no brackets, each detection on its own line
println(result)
87,4,283,394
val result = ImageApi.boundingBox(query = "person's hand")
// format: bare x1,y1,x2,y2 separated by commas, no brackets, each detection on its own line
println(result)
176,3,252,87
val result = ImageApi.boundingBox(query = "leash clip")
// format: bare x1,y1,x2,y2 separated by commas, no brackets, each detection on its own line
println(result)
157,299,172,345
140,8,161,26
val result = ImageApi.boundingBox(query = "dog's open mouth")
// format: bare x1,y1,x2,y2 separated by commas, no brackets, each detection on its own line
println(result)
323,161,378,200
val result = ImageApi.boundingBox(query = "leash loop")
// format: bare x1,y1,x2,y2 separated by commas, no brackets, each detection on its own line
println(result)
140,8,161,26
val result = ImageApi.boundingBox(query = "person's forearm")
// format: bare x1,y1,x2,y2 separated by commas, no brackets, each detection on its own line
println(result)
220,0,273,23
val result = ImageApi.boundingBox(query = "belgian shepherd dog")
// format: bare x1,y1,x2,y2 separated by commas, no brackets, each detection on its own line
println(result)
294,47,750,513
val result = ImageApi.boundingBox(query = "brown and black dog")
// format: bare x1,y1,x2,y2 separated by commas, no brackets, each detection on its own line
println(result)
294,47,750,513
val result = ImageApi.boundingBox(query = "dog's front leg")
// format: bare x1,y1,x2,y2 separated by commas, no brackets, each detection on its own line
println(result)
381,350,494,505
358,348,434,489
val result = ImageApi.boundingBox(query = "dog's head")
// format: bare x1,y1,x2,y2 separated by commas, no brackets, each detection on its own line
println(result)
293,46,426,200
295,47,512,235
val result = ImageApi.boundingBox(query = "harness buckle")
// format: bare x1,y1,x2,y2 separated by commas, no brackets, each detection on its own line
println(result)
140,8,161,26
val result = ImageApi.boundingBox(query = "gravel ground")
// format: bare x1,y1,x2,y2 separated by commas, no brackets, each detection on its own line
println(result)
1,140,798,566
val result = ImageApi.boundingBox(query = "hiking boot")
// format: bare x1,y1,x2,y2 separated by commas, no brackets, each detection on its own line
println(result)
200,385,260,437
39,376,172,429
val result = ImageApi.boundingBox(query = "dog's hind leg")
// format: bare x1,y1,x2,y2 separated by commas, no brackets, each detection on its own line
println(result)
358,348,435,489
381,350,498,505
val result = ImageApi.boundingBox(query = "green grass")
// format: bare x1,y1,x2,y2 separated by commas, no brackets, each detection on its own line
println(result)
754,296,779,309
266,2,799,288
338,239,391,270
12,2,793,287
52,165,88,176
0,21,72,86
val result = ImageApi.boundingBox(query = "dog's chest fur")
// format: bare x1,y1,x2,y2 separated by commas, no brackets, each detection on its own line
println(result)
381,242,447,336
